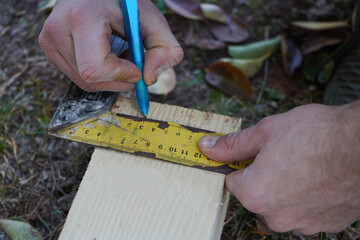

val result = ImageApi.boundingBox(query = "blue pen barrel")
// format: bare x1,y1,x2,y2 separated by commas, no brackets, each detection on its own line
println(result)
122,0,149,115
135,61,149,115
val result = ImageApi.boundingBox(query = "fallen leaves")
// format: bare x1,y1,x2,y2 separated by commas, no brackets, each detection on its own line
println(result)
201,3,227,24
220,56,270,78
148,68,177,95
0,218,43,240
302,34,343,55
195,39,226,50
228,36,281,59
205,62,254,100
280,20,348,74
289,21,349,32
163,0,203,20
221,36,280,77
164,0,249,44
302,51,334,83
37,0,56,12
281,36,302,75
207,17,249,43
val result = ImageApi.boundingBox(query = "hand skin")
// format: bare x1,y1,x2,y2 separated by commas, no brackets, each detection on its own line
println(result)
38,0,183,91
199,101,360,235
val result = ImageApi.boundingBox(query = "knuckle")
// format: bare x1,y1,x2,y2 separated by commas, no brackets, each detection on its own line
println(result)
107,57,130,82
69,7,88,30
43,17,60,39
223,132,239,153
255,116,275,136
43,17,67,47
79,62,101,83
256,116,272,130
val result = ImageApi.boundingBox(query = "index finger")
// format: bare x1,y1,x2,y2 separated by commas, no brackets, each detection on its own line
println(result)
70,7,142,85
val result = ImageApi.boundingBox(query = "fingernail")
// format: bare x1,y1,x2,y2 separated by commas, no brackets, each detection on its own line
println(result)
199,136,219,149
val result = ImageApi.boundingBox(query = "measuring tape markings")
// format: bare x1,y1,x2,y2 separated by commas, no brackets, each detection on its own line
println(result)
54,112,252,174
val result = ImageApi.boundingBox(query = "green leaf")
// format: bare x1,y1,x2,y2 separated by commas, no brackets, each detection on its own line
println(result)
154,0,168,14
205,62,254,100
220,52,270,77
228,36,281,59
37,0,56,12
148,68,177,95
302,51,334,84
0,219,43,240
265,88,285,100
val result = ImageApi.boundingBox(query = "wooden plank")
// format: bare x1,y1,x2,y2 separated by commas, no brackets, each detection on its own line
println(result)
59,97,242,240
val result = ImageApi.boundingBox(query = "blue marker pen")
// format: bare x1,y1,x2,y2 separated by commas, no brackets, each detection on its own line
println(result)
121,0,149,115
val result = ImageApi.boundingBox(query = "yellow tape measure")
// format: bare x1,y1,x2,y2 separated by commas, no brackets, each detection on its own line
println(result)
52,112,252,174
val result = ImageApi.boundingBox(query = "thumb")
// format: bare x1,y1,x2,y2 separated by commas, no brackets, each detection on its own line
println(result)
198,126,263,163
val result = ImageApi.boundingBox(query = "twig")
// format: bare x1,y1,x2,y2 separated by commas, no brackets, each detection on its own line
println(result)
256,26,270,105
223,211,236,226
50,155,57,194
0,26,10,37
8,134,18,163
291,230,306,240
343,229,356,240
24,196,43,219
348,226,360,235
236,212,249,238
48,218,66,240
0,199,8,217
36,211,52,233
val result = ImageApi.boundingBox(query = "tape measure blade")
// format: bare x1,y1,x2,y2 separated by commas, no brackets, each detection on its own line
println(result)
51,112,252,174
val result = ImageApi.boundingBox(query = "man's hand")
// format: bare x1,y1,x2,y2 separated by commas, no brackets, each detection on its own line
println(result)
38,0,183,91
199,102,360,234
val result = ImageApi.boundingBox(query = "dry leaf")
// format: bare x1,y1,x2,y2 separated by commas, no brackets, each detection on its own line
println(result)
205,62,254,99
290,21,349,31
207,17,249,43
163,0,203,20
200,3,227,24
302,34,343,55
148,68,177,95
281,36,302,75
195,39,226,50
